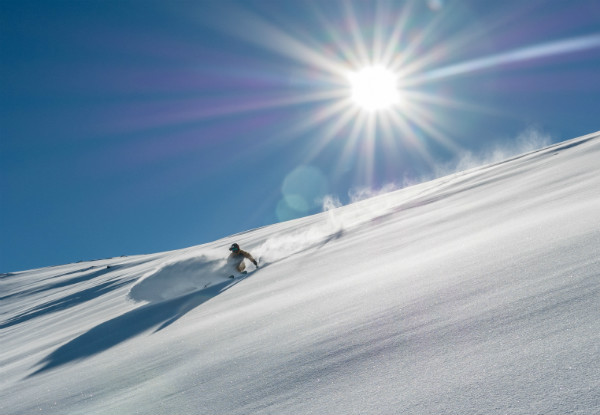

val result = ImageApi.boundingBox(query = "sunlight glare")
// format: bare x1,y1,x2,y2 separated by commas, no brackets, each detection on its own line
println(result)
348,65,400,112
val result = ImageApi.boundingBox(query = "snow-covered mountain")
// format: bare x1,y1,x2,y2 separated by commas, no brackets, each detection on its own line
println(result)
1,132,599,414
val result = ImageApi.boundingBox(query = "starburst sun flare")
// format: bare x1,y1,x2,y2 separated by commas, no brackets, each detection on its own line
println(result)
185,1,600,212
348,65,401,112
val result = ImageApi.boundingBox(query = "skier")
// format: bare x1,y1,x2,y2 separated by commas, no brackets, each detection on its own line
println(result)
227,243,258,278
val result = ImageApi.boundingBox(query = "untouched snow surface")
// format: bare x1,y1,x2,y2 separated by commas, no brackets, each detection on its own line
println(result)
1,132,600,414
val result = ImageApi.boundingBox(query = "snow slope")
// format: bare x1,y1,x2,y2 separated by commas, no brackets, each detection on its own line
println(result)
1,132,599,414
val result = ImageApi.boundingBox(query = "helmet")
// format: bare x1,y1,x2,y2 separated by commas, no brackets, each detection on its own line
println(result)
229,243,240,252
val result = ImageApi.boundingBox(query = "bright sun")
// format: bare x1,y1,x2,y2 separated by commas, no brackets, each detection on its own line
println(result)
348,65,400,112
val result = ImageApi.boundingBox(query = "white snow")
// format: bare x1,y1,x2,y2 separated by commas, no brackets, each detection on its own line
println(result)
1,131,599,414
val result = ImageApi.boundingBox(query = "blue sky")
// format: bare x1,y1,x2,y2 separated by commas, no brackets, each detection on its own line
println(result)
1,0,599,272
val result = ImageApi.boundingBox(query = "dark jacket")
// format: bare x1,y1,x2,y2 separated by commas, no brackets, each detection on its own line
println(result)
227,249,258,270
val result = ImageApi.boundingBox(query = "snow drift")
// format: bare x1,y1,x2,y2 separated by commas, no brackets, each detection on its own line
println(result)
1,131,599,415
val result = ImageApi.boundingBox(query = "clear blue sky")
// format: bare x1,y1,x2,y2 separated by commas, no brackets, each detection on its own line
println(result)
1,0,599,272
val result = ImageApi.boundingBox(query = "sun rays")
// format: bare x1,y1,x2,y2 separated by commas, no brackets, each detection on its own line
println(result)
403,33,600,88
222,3,598,174
91,2,600,190
173,0,600,220
195,0,469,186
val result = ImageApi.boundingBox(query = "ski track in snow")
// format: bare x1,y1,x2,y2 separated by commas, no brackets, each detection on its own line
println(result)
1,132,599,414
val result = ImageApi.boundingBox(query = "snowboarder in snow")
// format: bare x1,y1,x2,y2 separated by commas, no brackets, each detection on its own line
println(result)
227,243,258,278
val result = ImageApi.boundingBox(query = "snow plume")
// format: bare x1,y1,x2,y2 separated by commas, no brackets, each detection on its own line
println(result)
129,250,229,303
513,126,553,153
348,183,399,203
438,126,553,175
255,192,401,266
322,194,342,210
254,128,553,268
322,195,343,228
255,198,344,265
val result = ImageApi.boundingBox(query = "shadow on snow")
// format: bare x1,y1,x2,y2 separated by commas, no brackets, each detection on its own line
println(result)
27,221,344,378
1,278,131,329
27,274,252,378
